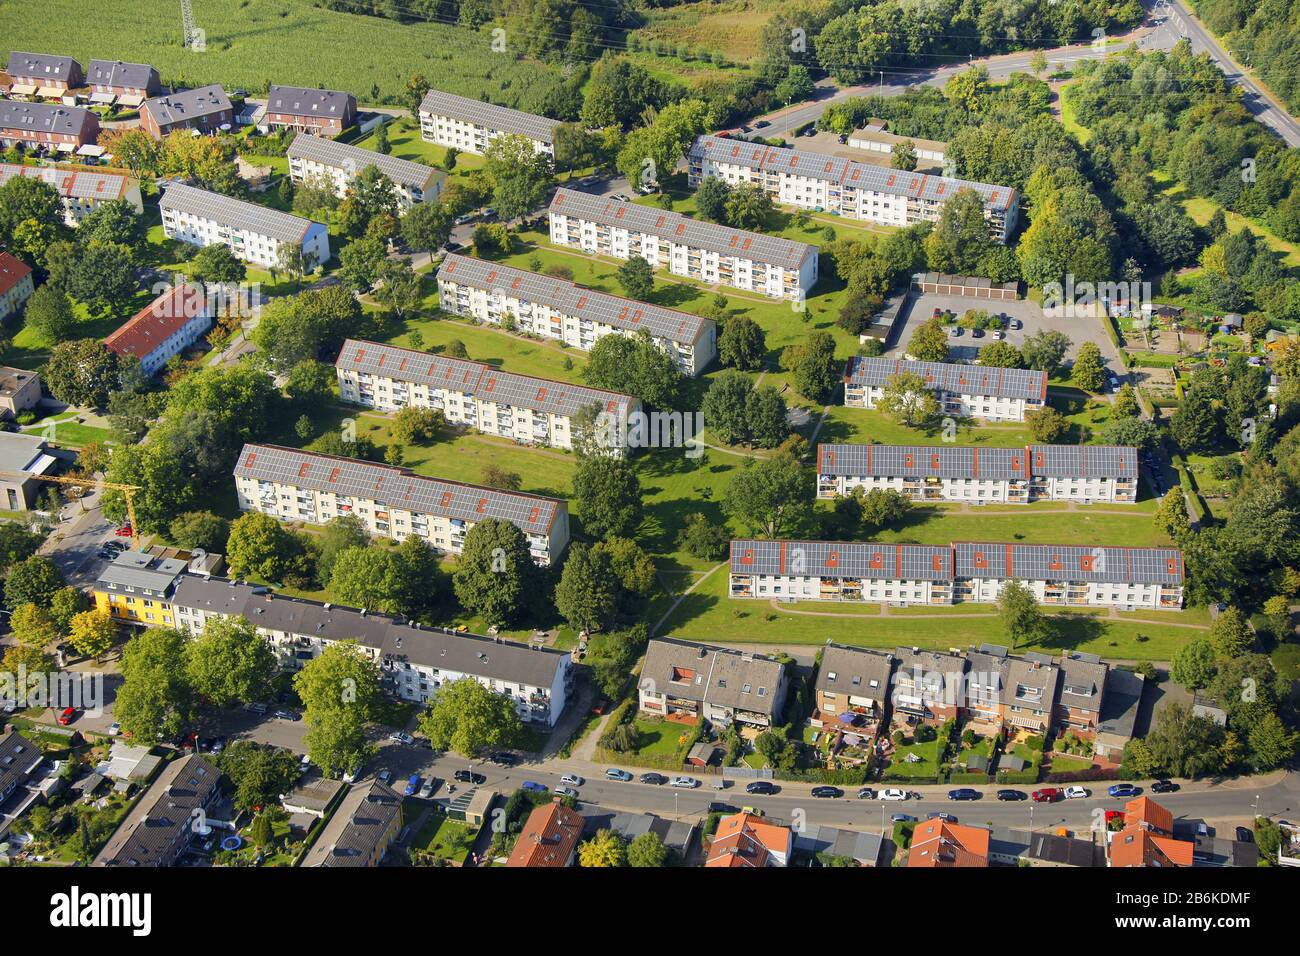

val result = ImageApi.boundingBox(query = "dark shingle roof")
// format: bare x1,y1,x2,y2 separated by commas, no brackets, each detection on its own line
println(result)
844,355,1047,402
94,754,221,867
142,84,231,127
86,59,156,90
6,51,78,82
301,777,401,867
286,132,440,192
1057,653,1107,712
160,182,314,243
640,638,786,717
0,101,97,138
419,89,560,143
267,85,354,118
815,643,895,701
0,730,42,797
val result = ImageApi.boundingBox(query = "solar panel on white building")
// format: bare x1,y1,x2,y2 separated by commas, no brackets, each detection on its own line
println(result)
418,89,560,144
160,181,316,244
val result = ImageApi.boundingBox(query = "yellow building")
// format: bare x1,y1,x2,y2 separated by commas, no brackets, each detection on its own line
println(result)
92,551,187,627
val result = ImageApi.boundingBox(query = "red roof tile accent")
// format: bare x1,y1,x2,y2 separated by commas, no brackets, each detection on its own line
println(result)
104,284,208,360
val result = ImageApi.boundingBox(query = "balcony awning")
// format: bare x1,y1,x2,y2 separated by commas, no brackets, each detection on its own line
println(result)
9,83,38,96
89,91,116,105
36,86,66,98
118,93,145,108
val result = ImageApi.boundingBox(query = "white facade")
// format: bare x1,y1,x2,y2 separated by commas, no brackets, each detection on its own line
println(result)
847,381,1039,422
418,90,558,157
159,183,330,269
843,356,1047,423
285,134,444,212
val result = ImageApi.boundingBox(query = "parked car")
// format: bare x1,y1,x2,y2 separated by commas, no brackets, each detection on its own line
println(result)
639,772,666,785
857,787,877,800
107,722,121,736
1009,318,1022,330
996,789,1027,801
669,776,699,789
1032,788,1061,803
555,786,579,798
879,788,910,801
1235,826,1254,843
389,732,414,745
377,769,391,784
454,770,486,785
949,326,963,337
487,752,516,766
418,780,436,799
521,781,548,793
105,540,127,551
1150,779,1179,793
1064,786,1090,799
754,120,770,129
1108,783,1141,798
243,701,270,715
971,327,984,338
811,786,843,799
560,773,585,787
274,710,300,721
57,707,77,725
605,768,633,782
927,811,957,822
947,788,979,801
746,780,777,795
404,774,421,796
114,525,134,537
891,813,918,823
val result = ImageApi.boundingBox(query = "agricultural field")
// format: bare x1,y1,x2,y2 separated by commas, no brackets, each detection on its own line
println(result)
630,0,779,65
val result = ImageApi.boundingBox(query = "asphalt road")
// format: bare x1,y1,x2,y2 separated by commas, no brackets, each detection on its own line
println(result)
37,491,121,588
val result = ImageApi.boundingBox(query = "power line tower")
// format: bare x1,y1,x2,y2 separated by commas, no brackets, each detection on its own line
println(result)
181,0,198,49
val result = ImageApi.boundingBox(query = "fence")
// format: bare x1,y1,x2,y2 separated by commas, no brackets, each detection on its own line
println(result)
722,765,774,781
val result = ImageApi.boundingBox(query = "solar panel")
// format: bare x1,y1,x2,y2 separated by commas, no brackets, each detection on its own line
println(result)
0,163,130,202
161,182,313,244
844,356,1046,401
418,89,560,143
818,443,1137,481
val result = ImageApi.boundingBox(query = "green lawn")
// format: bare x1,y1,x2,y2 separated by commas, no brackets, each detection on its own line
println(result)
631,717,695,758
882,739,941,778
386,311,589,383
20,411,114,450
409,808,477,864
352,117,484,183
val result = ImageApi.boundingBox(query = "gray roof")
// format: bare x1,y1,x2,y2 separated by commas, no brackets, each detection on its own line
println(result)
438,254,711,346
0,101,98,138
418,88,560,143
7,51,79,82
1096,668,1146,739
86,59,157,90
94,550,187,600
952,541,1185,585
171,575,570,690
0,730,42,797
640,638,786,717
690,135,1017,210
1004,657,1058,712
550,188,815,270
94,754,222,866
964,646,1009,709
161,181,317,243
816,443,1137,481
731,538,954,581
286,132,441,192
915,272,1017,293
301,777,401,867
815,643,895,702
236,442,565,538
844,355,1047,402
794,824,884,864
0,163,134,201
281,772,345,814
142,84,232,127
0,431,49,474
894,646,967,697
267,85,355,119
580,808,696,855
336,338,635,420
1057,653,1107,712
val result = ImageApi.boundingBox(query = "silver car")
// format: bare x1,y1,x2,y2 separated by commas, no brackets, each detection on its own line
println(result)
669,776,699,789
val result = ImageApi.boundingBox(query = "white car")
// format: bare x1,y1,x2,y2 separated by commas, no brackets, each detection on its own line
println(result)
377,769,392,784
879,788,910,801
555,786,580,798
1064,786,1090,799
107,722,121,736
560,773,584,787
669,776,699,789
389,732,415,745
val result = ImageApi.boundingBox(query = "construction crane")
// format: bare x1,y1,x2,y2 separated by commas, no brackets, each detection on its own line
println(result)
29,474,142,545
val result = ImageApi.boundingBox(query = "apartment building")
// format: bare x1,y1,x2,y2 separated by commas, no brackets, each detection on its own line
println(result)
0,366,41,419
0,101,100,151
813,643,896,733
548,187,818,300
92,550,188,627
335,338,640,456
892,647,966,727
265,85,357,136
286,132,444,211
0,252,35,321
104,283,212,376
638,638,789,729
160,181,330,269
688,135,1019,242
843,355,1047,422
418,89,560,156
5,52,82,98
816,443,1139,504
728,539,1185,610
85,60,160,107
437,254,716,376
169,575,574,726
233,443,569,565
140,84,233,139
0,163,144,225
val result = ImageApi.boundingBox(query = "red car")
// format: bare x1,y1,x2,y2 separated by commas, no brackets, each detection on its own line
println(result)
57,707,77,725
114,525,134,537
1031,788,1060,803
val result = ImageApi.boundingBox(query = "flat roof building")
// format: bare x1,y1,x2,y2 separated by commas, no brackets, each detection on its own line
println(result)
160,181,330,269
0,432,57,513
419,89,560,156
844,355,1047,422
0,366,41,419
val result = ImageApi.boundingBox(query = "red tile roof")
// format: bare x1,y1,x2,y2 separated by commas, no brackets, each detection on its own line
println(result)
104,284,207,360
1124,796,1173,834
705,812,792,868
0,252,32,297
1111,796,1193,867
506,800,584,868
907,820,990,868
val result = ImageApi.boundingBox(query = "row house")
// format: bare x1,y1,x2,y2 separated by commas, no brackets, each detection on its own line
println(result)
638,638,789,729
85,60,160,108
335,338,641,456
547,187,818,300
0,163,143,226
816,442,1139,504
301,777,402,868
813,643,896,734
5,52,82,98
688,135,1019,242
160,181,331,269
265,85,357,136
729,539,1185,611
892,647,966,728
418,88,559,156
140,84,233,139
168,574,574,726
0,252,35,322
286,132,444,211
94,755,223,867
104,283,212,377
0,101,100,152
844,355,1047,422
233,443,569,565
1108,797,1194,868
437,253,716,376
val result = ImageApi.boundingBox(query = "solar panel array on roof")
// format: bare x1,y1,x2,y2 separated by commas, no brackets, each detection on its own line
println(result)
438,254,710,345
286,132,440,191
236,443,564,535
161,182,313,244
336,338,634,419
419,89,561,143
817,443,1137,481
844,355,1046,401
730,539,953,581
690,135,1016,210
0,162,131,201
549,188,814,270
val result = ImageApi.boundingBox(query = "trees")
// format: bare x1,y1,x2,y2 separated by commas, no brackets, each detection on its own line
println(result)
391,406,443,444
581,57,666,129
724,182,773,230
1170,389,1222,453
10,604,59,649
226,512,306,584
718,315,766,371
891,139,918,171
114,627,194,742
295,642,383,776
998,579,1045,650
695,176,731,223
1020,330,1071,375
1154,486,1192,544
1025,406,1067,442
23,286,77,344
328,546,406,615
4,555,65,610
185,615,277,709
627,830,668,867
66,610,117,662
746,385,789,449
584,329,683,408
1113,383,1139,418
220,742,303,814
418,677,525,756
252,285,364,373
49,587,90,636
452,519,534,627
400,199,454,253
314,514,372,585
168,511,230,553
617,255,655,301
724,453,810,538
907,317,950,363
977,340,1023,369
579,828,628,867
191,243,247,286
43,339,124,408
1099,415,1158,452
0,522,44,576
573,456,643,539
678,513,730,560
555,543,620,632
338,165,400,237
859,488,912,533
337,236,387,292
1171,638,1217,689
1207,606,1253,659
481,465,523,491
877,371,939,427
65,241,135,315
373,258,422,318
924,188,993,274
484,133,554,220
782,331,839,402
701,371,754,447
1070,341,1107,393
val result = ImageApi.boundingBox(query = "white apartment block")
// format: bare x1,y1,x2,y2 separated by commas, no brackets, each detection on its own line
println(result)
688,135,1019,242
335,338,641,456
437,254,716,377
418,89,559,157
548,188,818,300
104,283,212,376
0,253,34,322
816,443,1139,505
160,181,330,269
169,576,573,726
0,163,143,226
844,355,1047,422
234,443,569,566
729,539,1185,611
286,132,444,211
